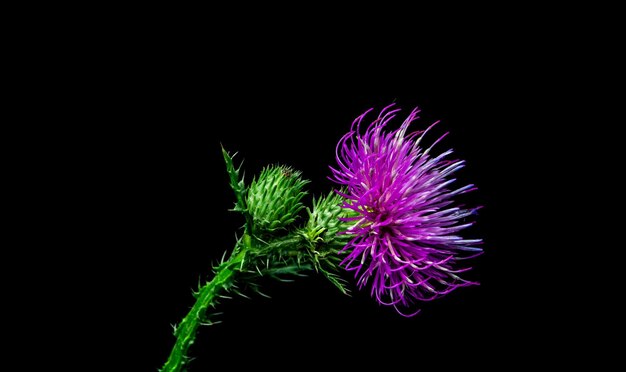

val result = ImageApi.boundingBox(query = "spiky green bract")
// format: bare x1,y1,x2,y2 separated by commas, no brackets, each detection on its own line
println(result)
247,165,309,234
304,191,353,245
299,191,356,295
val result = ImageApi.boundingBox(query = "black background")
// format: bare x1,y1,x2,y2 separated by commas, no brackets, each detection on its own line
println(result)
18,8,613,369
73,41,565,370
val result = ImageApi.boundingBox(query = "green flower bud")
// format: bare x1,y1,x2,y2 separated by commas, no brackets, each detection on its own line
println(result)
247,165,309,233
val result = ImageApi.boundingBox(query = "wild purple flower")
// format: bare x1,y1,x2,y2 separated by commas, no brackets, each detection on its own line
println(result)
330,104,482,316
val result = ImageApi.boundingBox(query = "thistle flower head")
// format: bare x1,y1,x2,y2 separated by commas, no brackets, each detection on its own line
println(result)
247,165,309,233
330,104,482,315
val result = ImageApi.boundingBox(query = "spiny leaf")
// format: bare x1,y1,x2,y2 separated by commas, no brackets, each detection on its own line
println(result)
221,146,246,210
221,145,254,232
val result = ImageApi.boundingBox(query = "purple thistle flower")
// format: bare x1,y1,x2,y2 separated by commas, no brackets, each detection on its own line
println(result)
330,104,482,316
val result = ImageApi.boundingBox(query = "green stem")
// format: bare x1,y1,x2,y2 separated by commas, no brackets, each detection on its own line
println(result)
160,233,311,371
160,250,245,372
